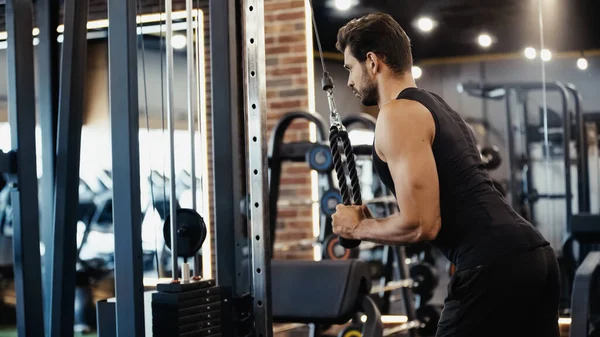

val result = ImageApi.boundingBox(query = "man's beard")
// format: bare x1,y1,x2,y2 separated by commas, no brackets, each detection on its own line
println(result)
358,74,378,107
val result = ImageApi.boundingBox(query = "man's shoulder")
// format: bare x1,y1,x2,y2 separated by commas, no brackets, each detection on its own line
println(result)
376,99,435,140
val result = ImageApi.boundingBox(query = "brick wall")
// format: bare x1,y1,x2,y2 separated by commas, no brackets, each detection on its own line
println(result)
265,0,315,260
198,0,316,274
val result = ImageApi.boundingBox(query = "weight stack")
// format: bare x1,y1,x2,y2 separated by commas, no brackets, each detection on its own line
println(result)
152,279,222,337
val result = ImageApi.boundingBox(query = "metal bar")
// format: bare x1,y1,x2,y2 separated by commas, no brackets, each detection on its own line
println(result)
376,245,392,314
460,81,574,226
520,93,536,226
210,0,247,334
165,0,179,282
273,323,306,333
48,0,89,335
107,0,146,335
5,1,45,336
504,91,518,208
244,0,272,335
393,246,418,337
559,85,573,226
187,4,197,211
186,0,200,278
383,321,422,336
35,0,60,320
569,251,600,337
566,84,590,213
370,279,414,294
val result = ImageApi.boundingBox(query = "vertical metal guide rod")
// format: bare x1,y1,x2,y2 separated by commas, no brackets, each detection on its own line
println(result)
165,0,180,282
186,0,201,279
243,0,273,335
5,1,44,335
35,0,59,319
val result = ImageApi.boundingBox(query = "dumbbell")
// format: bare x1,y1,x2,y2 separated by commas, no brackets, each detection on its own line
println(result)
480,146,502,170
410,262,439,304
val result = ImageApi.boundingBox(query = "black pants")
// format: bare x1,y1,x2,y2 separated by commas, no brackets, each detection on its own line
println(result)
436,245,560,337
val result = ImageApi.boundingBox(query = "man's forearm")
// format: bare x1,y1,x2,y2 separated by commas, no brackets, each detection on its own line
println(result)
355,213,422,245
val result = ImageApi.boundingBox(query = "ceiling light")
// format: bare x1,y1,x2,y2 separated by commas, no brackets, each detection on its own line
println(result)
171,34,187,49
541,49,552,61
477,34,492,48
416,17,434,32
334,0,352,11
32,28,40,36
524,47,537,59
412,66,422,79
577,57,588,70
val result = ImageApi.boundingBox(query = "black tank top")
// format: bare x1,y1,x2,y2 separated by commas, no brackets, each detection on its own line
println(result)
372,87,548,269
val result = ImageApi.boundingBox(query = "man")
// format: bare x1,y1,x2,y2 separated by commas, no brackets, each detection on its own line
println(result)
331,12,560,337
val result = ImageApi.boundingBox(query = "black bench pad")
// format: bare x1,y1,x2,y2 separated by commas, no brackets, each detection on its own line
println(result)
271,259,371,324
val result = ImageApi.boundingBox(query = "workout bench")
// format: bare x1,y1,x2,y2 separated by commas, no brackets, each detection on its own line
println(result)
272,259,383,336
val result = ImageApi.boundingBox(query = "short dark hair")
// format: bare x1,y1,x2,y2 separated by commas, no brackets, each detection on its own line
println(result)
336,12,412,75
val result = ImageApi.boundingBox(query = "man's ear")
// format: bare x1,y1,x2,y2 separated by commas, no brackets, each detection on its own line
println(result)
365,52,379,74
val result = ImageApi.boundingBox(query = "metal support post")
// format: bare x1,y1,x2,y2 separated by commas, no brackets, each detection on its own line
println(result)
108,0,146,335
5,0,44,335
504,91,518,208
518,91,536,225
35,0,60,319
210,0,251,334
566,84,590,214
47,0,89,336
243,0,273,335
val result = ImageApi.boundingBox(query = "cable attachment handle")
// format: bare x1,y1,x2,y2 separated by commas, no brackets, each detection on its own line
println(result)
329,123,363,249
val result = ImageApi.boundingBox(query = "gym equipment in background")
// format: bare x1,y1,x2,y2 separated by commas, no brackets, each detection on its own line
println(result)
461,81,600,322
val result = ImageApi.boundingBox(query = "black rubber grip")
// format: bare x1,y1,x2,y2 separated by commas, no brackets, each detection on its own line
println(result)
329,126,362,249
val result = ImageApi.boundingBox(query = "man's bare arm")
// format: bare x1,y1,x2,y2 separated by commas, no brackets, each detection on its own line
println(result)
355,99,441,244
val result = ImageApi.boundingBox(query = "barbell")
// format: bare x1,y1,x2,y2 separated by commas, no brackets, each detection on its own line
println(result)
338,304,441,337
370,262,438,300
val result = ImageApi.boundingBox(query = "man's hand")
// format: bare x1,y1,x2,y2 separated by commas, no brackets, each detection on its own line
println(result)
332,204,373,240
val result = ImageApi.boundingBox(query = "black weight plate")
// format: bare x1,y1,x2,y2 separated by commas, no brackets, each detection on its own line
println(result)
320,189,342,216
480,146,502,170
308,144,333,173
410,263,439,297
416,304,441,336
322,234,359,260
163,208,207,258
